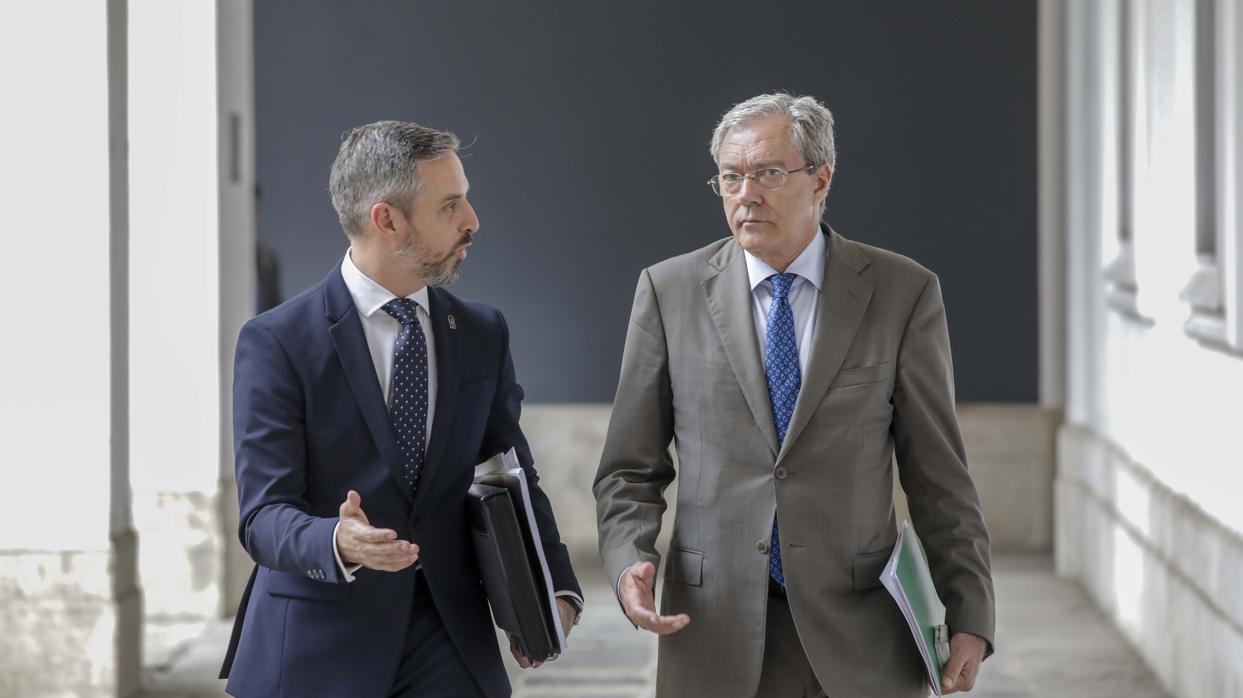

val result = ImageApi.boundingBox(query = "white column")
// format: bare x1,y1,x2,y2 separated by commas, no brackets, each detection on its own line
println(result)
128,0,222,630
126,0,256,648
0,1,141,695
1063,0,1110,428
1131,0,1199,323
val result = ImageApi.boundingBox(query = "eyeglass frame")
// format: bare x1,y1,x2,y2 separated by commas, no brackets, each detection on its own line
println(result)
706,163,820,197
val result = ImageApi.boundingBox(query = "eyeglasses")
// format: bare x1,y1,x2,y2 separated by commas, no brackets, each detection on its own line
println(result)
706,164,819,196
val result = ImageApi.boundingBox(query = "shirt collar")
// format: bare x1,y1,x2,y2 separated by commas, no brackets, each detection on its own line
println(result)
340,249,430,319
743,227,827,292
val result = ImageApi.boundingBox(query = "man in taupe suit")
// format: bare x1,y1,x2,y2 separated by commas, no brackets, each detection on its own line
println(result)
593,93,995,697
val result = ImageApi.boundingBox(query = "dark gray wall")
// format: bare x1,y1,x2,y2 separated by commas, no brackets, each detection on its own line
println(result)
255,0,1037,402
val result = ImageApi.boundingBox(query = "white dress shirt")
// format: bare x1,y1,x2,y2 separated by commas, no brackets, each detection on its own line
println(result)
332,251,585,617
743,227,826,376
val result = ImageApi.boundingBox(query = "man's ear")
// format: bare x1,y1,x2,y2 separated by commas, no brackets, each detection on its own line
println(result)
369,202,400,242
815,165,833,197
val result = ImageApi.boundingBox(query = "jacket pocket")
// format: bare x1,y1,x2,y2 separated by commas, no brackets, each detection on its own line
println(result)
665,548,704,587
828,361,890,390
851,546,894,591
265,570,352,602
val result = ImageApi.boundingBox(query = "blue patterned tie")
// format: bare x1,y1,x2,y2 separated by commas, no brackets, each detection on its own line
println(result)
764,273,801,588
381,298,429,495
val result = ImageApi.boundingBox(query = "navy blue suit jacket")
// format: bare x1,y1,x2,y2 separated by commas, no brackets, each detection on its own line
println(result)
220,266,581,697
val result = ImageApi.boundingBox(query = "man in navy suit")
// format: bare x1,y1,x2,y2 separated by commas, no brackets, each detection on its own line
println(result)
220,120,583,697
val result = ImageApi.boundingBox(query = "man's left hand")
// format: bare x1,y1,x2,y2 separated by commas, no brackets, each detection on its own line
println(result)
508,598,577,669
940,632,987,694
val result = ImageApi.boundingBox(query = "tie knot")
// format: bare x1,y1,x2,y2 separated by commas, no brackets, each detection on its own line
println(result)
768,273,798,300
381,298,421,326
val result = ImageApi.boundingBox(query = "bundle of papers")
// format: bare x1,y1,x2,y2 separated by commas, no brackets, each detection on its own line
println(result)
879,520,952,696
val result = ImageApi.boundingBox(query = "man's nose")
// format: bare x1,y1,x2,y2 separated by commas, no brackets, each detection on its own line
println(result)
463,201,480,234
736,176,764,206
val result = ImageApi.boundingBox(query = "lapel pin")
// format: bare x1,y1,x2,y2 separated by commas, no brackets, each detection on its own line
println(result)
447,314,457,330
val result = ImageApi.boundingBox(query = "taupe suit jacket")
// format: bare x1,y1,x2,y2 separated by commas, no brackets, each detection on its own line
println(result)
594,228,995,697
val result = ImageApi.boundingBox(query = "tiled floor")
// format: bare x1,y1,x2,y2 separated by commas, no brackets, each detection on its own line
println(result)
142,555,1171,698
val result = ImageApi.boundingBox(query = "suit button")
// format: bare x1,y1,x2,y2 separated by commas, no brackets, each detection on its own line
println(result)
757,540,770,554
774,467,788,480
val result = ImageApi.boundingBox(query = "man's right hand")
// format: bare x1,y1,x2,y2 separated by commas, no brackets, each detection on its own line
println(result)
619,561,690,635
336,490,419,572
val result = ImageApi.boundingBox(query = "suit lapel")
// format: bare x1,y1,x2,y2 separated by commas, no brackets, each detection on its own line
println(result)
704,243,780,458
413,287,461,513
777,230,874,463
324,269,413,503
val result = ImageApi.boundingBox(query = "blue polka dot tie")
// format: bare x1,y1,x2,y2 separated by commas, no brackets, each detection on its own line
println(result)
381,298,429,495
764,273,801,588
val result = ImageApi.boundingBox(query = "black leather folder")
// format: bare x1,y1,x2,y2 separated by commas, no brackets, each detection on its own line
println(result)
467,482,559,662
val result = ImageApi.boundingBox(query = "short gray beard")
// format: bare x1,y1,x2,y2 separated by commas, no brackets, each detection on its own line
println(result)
393,227,464,287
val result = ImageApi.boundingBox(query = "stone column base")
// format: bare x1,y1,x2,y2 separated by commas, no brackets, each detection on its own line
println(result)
1056,424,1243,698
0,528,143,697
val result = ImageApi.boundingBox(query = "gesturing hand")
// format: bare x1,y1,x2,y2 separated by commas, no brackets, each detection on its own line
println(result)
619,561,690,635
335,490,418,572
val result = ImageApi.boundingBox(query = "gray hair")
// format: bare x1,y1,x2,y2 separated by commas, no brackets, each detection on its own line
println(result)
709,92,837,174
329,120,460,238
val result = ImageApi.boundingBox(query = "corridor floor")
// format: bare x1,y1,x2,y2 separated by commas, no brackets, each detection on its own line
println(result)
142,555,1170,698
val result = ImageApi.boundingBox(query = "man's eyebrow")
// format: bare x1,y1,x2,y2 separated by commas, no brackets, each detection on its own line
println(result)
719,159,788,171
440,191,467,204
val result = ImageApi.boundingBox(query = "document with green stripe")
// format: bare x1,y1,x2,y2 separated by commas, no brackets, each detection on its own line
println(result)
880,520,952,696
